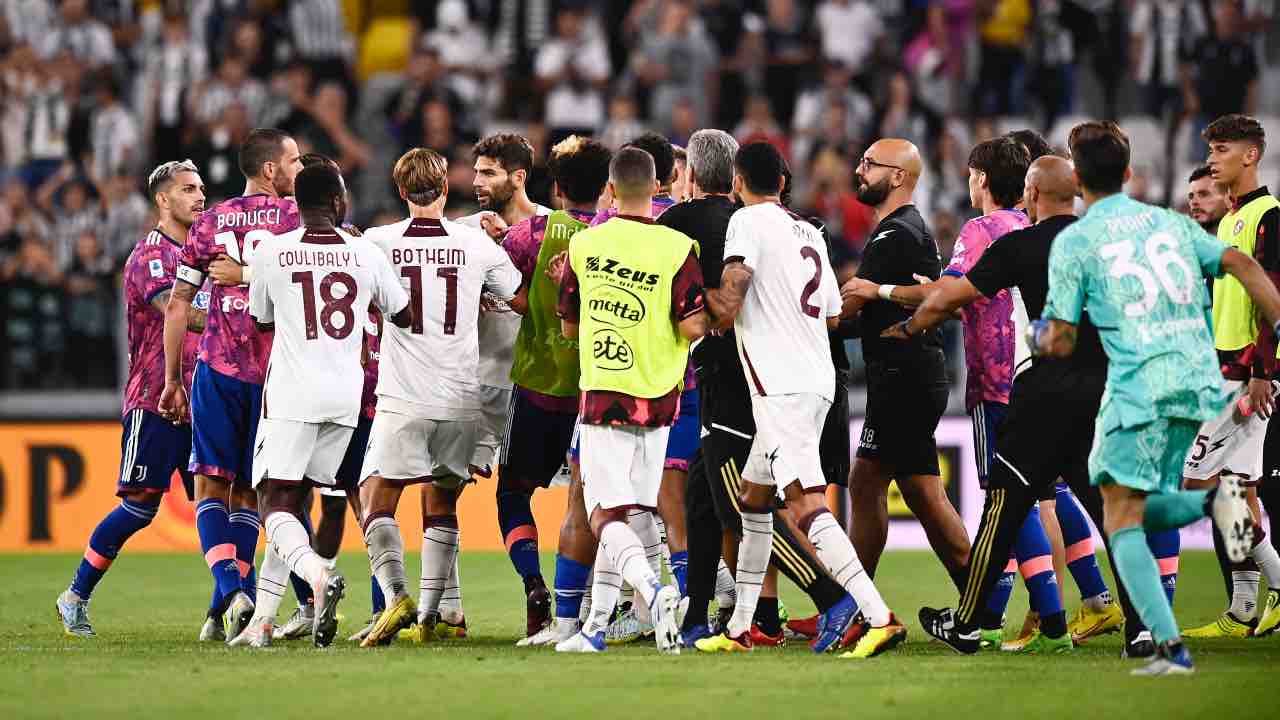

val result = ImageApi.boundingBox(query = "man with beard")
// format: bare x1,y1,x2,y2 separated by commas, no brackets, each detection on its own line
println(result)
838,139,972,595
1188,165,1231,235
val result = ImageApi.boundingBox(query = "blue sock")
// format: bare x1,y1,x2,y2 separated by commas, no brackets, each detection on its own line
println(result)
371,575,386,614
669,550,689,596
70,498,158,599
498,490,541,582
1055,483,1110,602
1015,506,1063,617
1147,529,1180,607
291,510,316,605
196,498,243,608
1111,525,1180,644
983,555,1017,628
228,509,260,596
553,554,591,619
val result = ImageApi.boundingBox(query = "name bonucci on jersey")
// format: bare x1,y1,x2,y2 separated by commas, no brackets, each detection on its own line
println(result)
365,216,522,420
455,206,552,389
249,227,409,427
725,203,841,401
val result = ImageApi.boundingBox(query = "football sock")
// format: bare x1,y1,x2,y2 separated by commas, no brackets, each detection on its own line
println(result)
253,543,289,624
1212,523,1240,602
1146,529,1180,606
1142,489,1209,531
627,508,664,578
582,554,622,636
498,490,541,582
363,513,408,601
371,576,386,614
755,596,781,636
580,566,594,624
289,510,316,606
600,520,661,608
439,545,464,622
70,498,158,600
1110,526,1179,644
418,515,459,620
228,509,260,597
1055,483,1111,604
728,510,772,638
770,512,843,613
1230,570,1262,620
1250,529,1280,589
803,509,889,626
554,554,591,620
265,511,328,587
1015,506,1063,621
669,550,689,596
981,558,1017,630
196,498,243,607
715,559,737,607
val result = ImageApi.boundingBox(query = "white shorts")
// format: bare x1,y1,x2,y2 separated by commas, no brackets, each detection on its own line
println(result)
470,385,513,470
1184,379,1277,485
578,423,670,512
251,418,353,489
743,393,831,494
359,409,478,488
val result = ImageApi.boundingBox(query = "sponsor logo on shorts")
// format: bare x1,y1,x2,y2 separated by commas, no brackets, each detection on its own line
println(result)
859,427,878,451
130,465,147,483
592,328,634,370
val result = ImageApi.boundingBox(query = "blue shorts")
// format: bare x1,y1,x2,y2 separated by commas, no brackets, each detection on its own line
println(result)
189,361,262,485
499,388,578,491
117,408,192,497
333,414,374,492
970,400,1007,489
664,388,700,471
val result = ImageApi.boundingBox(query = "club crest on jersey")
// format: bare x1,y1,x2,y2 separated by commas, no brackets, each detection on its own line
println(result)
586,285,646,329
193,290,211,311
592,328,634,370
583,256,660,286
1235,219,1245,235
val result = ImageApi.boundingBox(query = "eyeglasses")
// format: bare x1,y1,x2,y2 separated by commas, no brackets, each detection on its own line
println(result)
859,157,904,172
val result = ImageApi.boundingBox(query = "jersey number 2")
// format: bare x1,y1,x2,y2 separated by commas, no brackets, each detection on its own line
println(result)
799,246,822,319
291,271,357,340
401,266,459,335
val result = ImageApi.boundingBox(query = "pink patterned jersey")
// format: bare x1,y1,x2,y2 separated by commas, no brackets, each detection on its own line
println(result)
122,228,201,417
942,208,1029,410
177,194,301,384
589,195,676,227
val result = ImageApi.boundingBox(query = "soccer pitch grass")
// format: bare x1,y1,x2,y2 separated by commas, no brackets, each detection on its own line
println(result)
3,550,1278,719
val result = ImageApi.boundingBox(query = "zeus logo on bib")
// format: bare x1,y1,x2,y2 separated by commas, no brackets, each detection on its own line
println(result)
586,286,646,328
592,328,635,370
584,255,661,285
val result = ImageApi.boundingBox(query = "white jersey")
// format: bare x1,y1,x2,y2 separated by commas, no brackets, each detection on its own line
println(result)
724,202,840,401
455,204,552,388
249,227,409,426
366,216,522,419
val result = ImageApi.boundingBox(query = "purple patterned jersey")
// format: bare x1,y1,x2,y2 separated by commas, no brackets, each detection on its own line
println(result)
361,309,381,420
943,209,1029,410
177,194,301,384
589,195,676,228
122,229,201,417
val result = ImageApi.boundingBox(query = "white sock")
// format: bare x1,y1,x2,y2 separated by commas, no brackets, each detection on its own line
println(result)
253,544,290,623
806,510,890,626
1251,541,1280,589
728,510,773,638
1082,592,1112,613
579,565,595,624
654,514,672,565
583,552,622,636
628,508,664,578
319,554,337,573
1230,570,1262,620
265,511,328,588
419,522,460,620
438,543,464,623
363,515,408,601
600,520,660,608
715,559,737,607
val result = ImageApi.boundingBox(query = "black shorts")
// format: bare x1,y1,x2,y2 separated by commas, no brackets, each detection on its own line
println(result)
693,362,757,534
856,352,949,477
333,414,375,493
820,371,851,487
987,365,1104,496
499,388,578,492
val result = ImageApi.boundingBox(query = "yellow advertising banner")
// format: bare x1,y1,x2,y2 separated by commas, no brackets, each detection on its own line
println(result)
0,421,569,552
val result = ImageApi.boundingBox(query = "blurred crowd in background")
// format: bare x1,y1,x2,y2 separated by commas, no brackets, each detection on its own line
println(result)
1,0,1278,391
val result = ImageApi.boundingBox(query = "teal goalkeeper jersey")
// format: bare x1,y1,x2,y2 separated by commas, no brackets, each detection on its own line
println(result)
1043,193,1229,429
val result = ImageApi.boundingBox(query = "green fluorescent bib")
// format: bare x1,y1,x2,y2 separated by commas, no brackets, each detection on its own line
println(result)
510,210,587,397
1213,193,1280,352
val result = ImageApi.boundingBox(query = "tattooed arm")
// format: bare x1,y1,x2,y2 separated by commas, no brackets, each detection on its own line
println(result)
706,260,753,331
150,289,206,332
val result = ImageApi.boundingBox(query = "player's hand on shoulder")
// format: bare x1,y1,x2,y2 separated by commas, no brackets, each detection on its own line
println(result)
209,254,244,286
479,212,509,241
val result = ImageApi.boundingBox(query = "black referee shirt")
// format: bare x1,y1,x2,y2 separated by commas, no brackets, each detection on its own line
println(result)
855,204,944,366
660,195,740,371
965,214,1107,378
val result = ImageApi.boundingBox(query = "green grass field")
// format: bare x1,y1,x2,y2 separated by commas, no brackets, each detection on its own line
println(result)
3,550,1277,719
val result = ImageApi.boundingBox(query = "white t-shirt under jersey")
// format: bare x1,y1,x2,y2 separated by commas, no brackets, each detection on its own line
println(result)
366,216,522,420
724,202,840,401
249,226,409,426
455,204,552,389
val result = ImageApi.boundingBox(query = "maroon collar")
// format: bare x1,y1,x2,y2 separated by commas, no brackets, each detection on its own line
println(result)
405,217,448,237
301,228,346,245
617,214,655,224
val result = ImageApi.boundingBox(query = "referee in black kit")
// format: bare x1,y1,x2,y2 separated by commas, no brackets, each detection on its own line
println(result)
662,129,851,649
839,138,972,591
